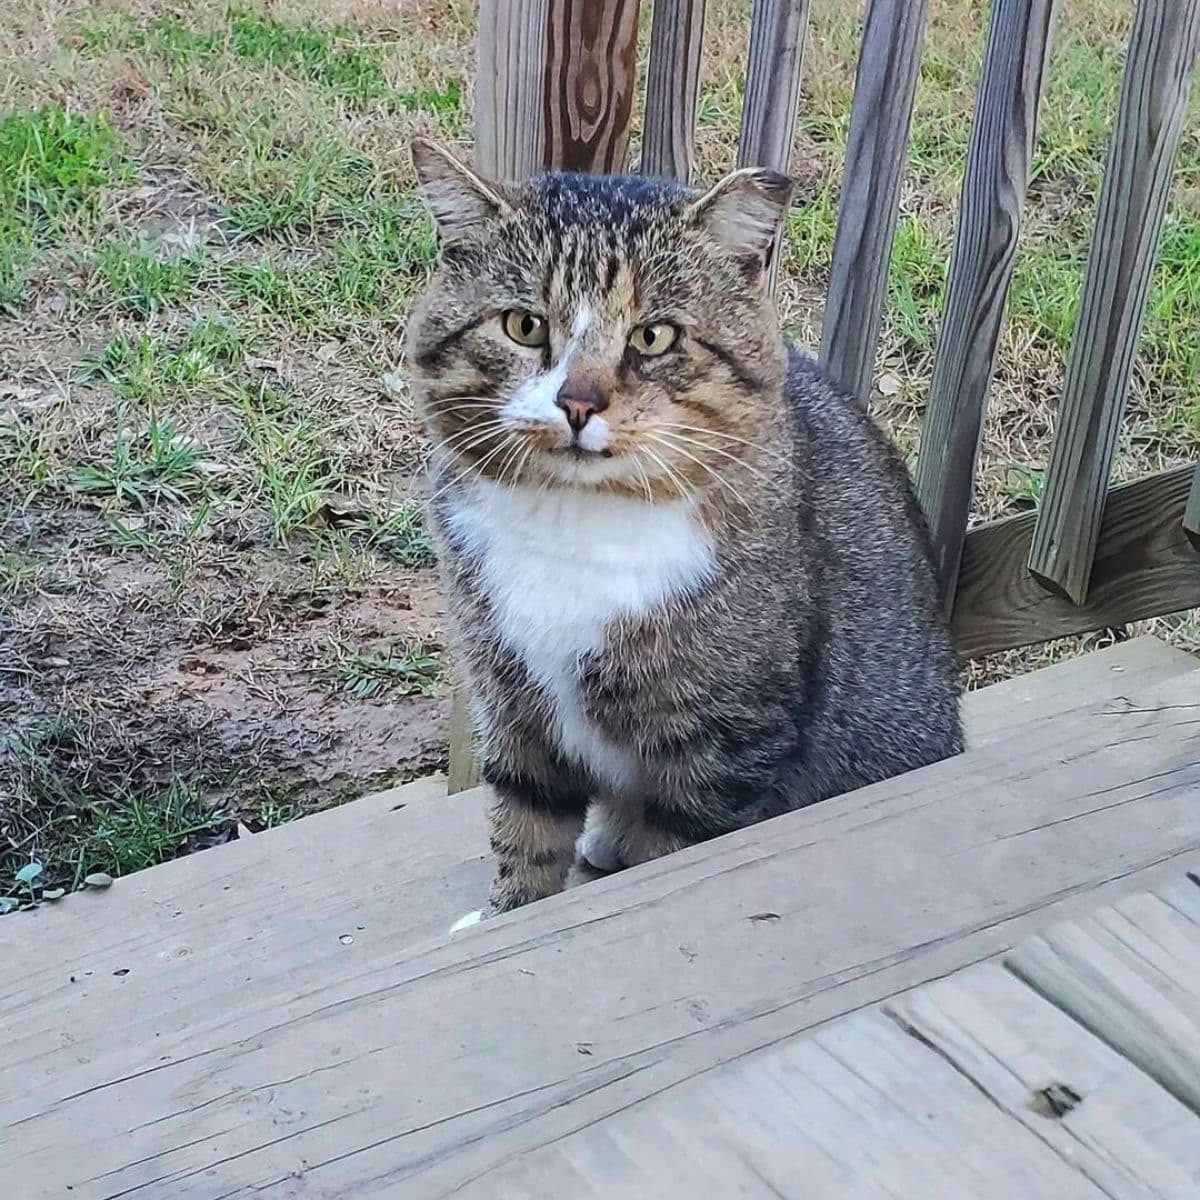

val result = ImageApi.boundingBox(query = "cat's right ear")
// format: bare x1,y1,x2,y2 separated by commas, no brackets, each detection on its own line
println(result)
411,138,512,242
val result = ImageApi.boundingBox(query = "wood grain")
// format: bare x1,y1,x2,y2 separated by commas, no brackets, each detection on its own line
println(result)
6,667,1200,1196
737,0,810,293
1008,876,1200,1116
1187,465,1200,549
446,679,481,794
890,960,1200,1197
820,0,929,403
962,635,1195,748
460,1009,1114,1198
541,0,642,173
913,0,1058,609
953,466,1200,659
641,0,707,181
475,0,550,179
1029,0,1200,603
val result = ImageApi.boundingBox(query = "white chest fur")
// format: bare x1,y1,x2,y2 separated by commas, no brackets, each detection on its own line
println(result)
447,482,715,790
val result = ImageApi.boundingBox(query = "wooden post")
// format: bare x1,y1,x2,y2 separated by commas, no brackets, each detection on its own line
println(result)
1028,0,1200,604
913,0,1058,611
450,0,554,794
820,0,928,404
475,0,550,179
737,0,810,293
642,0,708,181
1184,467,1200,551
542,0,642,173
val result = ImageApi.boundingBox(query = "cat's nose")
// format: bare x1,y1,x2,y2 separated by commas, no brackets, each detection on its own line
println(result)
555,379,608,433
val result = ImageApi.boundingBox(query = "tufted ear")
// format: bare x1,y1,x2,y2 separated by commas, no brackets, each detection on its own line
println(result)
685,166,794,266
411,137,512,242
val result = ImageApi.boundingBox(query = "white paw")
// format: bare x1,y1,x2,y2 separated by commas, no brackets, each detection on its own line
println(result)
577,813,623,873
449,909,484,934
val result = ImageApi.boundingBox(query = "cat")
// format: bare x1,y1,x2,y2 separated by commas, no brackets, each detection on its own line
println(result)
406,137,963,925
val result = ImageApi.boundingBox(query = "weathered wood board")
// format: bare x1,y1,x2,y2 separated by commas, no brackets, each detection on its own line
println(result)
4,663,1199,1197
456,1006,1116,1199
891,959,1200,1198
1009,875,1200,1116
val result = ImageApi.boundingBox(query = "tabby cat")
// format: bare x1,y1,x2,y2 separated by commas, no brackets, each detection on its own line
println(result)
406,138,962,926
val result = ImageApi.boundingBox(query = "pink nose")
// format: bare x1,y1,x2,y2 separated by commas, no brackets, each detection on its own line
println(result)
556,380,609,432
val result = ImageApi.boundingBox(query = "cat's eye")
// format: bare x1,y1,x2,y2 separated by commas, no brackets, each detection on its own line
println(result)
628,322,678,358
502,309,549,347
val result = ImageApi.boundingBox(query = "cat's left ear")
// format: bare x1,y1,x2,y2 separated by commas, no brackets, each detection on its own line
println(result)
686,166,794,267
411,137,513,242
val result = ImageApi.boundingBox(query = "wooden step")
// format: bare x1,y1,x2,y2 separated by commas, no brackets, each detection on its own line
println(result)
3,641,1199,1196
7,638,1190,976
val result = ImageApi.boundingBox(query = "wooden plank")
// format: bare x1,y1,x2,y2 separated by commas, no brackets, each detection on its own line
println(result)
0,641,1171,1069
1008,876,1200,1116
641,0,707,181
5,668,1200,1196
963,634,1196,747
952,466,1200,658
475,0,549,179
541,0,642,173
457,1009,1113,1198
820,0,929,403
913,0,1058,608
446,680,481,794
1029,0,1200,603
1184,464,1200,549
889,960,1200,1196
736,0,810,292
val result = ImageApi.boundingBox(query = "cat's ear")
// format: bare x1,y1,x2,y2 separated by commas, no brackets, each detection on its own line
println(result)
411,137,512,241
686,166,794,266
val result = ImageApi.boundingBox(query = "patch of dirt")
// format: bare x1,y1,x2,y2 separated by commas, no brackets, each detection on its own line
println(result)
1,501,448,857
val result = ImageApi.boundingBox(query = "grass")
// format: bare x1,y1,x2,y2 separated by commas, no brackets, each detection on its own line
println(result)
1,0,1196,903
327,638,445,700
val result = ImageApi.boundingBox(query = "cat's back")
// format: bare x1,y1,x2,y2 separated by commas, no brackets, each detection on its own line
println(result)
780,348,962,770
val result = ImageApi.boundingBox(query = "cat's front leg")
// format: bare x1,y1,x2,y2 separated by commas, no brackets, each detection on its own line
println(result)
475,761,588,919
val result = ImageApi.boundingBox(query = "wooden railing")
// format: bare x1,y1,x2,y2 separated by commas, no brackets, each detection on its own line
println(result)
448,0,1200,789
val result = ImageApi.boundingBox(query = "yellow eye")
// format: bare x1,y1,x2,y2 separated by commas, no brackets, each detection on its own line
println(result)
502,310,549,347
628,322,678,357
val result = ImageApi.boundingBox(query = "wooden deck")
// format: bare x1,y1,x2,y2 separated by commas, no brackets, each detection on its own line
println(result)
3,637,1199,1198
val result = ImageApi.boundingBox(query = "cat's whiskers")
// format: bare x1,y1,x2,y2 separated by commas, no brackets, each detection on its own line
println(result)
427,432,521,507
637,442,695,506
652,428,777,491
438,419,510,454
646,432,754,518
656,422,790,466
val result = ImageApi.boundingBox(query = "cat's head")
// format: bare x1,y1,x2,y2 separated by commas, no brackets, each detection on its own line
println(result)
407,138,793,500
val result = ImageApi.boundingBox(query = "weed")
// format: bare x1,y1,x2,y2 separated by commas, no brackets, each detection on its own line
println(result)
91,240,202,316
71,410,208,507
71,778,227,881
329,638,444,700
80,314,247,400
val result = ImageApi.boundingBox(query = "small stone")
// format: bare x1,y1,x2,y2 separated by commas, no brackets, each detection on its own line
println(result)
84,872,114,889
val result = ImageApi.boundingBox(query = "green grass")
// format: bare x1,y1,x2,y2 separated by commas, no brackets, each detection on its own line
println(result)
81,7,465,115
328,638,444,700
0,105,134,303
91,239,204,316
79,313,248,401
0,719,229,907
71,409,210,508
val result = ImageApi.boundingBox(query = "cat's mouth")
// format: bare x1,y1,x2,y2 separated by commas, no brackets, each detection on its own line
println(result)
561,442,614,459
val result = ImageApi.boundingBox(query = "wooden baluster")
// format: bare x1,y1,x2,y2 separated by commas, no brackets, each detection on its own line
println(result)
642,0,708,181
820,0,929,404
913,0,1058,611
1028,0,1200,603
